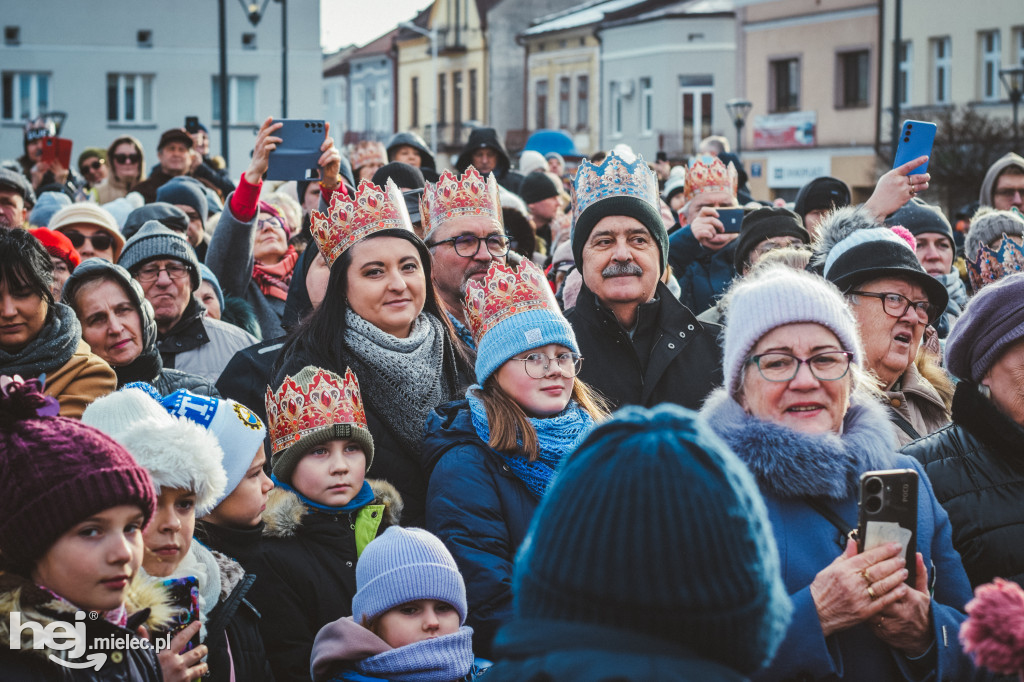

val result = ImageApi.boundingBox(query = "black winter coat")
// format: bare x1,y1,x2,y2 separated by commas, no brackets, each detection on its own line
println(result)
423,400,540,659
246,482,401,682
564,281,723,410
216,336,285,423
196,518,267,572
902,380,1024,588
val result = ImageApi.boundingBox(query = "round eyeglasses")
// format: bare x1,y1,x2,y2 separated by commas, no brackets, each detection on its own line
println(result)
746,351,854,382
513,352,583,379
135,262,192,283
426,234,510,258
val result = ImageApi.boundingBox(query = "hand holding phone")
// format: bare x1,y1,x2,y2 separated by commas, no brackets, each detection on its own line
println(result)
893,121,936,176
266,118,326,181
41,137,73,170
184,116,200,134
717,208,745,234
150,576,201,653
857,469,918,586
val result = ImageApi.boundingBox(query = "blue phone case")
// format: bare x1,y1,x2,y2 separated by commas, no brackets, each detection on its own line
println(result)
893,120,936,176
266,119,325,181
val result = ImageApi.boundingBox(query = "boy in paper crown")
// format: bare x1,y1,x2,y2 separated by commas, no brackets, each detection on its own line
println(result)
250,365,402,682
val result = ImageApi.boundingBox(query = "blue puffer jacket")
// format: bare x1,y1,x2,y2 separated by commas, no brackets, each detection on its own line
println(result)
667,225,739,313
422,400,539,660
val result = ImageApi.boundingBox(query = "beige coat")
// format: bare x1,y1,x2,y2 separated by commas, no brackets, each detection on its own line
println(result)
886,360,952,446
44,339,117,418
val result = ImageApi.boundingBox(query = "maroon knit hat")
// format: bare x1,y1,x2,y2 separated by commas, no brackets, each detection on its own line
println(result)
0,376,157,570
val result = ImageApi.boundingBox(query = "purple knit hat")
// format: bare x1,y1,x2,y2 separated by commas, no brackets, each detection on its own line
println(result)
0,375,157,570
945,272,1024,383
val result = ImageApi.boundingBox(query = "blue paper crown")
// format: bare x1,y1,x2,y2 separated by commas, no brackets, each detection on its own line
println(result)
571,152,660,224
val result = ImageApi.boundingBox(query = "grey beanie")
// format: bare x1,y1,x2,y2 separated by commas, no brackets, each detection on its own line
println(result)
156,176,208,224
123,202,190,240
884,197,954,246
965,208,1024,261
118,220,201,290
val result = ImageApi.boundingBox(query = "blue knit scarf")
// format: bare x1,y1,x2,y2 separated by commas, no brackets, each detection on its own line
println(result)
447,312,475,350
466,387,594,500
270,476,375,514
353,627,475,682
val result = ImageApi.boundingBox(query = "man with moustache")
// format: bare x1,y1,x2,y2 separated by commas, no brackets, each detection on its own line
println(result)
565,153,722,410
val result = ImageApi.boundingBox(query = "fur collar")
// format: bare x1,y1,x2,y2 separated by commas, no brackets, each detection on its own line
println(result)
262,479,403,539
0,570,173,665
701,388,900,499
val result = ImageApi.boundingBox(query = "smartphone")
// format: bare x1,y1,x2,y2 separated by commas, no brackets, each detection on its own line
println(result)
150,576,201,653
893,120,936,176
718,208,745,233
857,469,918,586
184,116,200,134
41,137,73,169
266,119,325,181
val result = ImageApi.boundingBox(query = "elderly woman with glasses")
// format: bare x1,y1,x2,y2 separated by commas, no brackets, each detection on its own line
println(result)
701,264,976,681
95,135,147,203
814,207,953,445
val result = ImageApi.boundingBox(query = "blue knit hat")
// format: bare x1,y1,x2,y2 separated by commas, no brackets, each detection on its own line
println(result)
351,527,468,626
27,191,72,227
512,404,792,675
463,259,578,385
197,263,225,312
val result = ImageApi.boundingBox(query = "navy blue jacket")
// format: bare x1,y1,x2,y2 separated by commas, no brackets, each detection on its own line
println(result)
667,225,738,314
423,400,538,660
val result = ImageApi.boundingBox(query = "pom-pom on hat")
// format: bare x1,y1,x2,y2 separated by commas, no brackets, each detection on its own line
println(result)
0,375,157,570
464,259,578,385
945,272,1024,383
352,527,468,626
82,386,228,516
156,388,267,509
961,578,1024,677
512,404,792,676
265,366,374,484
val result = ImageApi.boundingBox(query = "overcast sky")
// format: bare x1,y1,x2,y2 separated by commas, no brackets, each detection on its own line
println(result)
321,0,433,52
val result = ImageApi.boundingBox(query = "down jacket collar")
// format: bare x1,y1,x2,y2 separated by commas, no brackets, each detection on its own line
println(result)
262,478,402,539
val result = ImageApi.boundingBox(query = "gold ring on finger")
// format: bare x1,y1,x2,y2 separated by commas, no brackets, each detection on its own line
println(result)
867,585,878,600
860,569,872,585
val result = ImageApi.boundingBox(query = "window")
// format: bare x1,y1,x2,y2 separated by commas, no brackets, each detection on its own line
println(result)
438,73,447,124
535,79,548,129
981,30,1001,102
932,37,952,104
558,77,570,129
898,42,912,107
4,26,19,46
469,69,477,121
1018,28,1024,68
352,85,365,131
106,73,153,124
770,58,799,112
1,72,49,122
137,30,152,48
212,75,256,125
242,33,256,50
837,50,870,108
640,77,653,134
453,71,463,126
577,75,589,130
411,77,419,128
610,81,622,136
681,83,713,154
376,81,390,132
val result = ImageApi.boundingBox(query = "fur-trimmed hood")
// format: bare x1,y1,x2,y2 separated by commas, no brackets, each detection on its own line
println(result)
701,388,900,499
810,204,883,270
262,479,403,539
0,570,173,666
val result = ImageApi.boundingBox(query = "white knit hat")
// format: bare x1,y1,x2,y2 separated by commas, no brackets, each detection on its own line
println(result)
82,387,228,515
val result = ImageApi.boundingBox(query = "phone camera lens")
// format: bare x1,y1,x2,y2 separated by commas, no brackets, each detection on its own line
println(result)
865,495,882,514
865,477,883,495
304,122,310,128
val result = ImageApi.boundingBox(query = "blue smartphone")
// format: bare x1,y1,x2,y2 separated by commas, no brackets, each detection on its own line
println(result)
893,120,936,176
266,119,325,181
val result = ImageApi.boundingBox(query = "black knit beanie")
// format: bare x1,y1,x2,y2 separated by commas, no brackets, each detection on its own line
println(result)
571,196,668,273
734,206,809,271
513,404,792,676
884,197,954,246
372,162,425,191
794,176,851,220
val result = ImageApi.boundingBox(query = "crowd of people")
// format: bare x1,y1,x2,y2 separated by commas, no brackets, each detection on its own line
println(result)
2,107,1024,681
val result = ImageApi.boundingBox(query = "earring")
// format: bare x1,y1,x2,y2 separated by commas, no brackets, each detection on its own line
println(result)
979,383,992,400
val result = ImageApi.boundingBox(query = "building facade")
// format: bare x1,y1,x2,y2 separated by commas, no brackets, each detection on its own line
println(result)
346,29,398,144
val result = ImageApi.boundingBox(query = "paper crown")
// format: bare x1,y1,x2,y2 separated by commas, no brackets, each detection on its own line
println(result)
968,235,1024,292
348,140,387,171
464,259,558,343
265,367,367,456
420,166,502,236
571,152,660,224
311,178,413,267
683,155,738,204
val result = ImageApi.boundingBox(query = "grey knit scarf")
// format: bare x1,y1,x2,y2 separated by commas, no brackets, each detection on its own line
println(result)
0,303,81,379
344,307,455,452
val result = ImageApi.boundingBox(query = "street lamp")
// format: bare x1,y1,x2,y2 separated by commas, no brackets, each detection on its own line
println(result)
725,98,753,157
1000,66,1024,152
399,21,438,161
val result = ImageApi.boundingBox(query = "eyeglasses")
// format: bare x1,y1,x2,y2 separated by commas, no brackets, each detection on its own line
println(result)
752,238,805,258
135,262,192,282
113,153,141,165
746,351,854,383
80,159,105,173
994,187,1024,199
258,216,286,233
850,290,939,323
63,231,113,251
425,234,510,258
513,352,583,379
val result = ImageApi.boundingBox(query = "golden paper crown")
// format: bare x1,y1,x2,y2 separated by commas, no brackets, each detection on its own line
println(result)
683,156,738,204
348,140,387,171
464,259,557,343
311,178,413,267
420,166,502,237
967,235,1024,292
265,366,367,456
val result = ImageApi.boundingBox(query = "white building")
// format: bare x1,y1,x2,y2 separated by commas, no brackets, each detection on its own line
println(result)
0,0,322,177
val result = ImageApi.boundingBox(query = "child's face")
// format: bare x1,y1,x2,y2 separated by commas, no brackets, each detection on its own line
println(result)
495,343,575,417
32,505,145,613
142,487,196,578
291,438,366,507
376,599,460,648
203,445,274,529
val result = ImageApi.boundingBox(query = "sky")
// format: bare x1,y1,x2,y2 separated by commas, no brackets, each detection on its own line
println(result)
321,0,434,53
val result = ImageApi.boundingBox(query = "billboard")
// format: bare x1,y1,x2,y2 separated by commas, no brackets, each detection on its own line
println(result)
753,111,816,149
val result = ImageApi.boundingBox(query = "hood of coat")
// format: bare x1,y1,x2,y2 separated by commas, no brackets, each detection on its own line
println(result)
311,616,391,682
0,570,173,665
262,479,403,539
701,388,900,499
421,399,483,477
979,152,1024,207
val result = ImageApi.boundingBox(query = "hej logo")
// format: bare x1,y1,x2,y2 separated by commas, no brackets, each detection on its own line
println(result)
9,610,104,670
